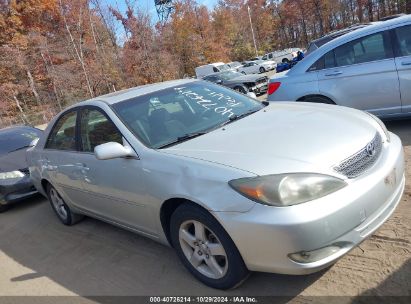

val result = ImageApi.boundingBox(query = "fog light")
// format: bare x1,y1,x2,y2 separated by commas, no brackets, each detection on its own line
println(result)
288,244,344,263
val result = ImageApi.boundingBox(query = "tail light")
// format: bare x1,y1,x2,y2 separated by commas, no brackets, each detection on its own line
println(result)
268,82,281,95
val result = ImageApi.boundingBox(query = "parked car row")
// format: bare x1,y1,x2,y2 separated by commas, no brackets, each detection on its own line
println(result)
202,71,268,95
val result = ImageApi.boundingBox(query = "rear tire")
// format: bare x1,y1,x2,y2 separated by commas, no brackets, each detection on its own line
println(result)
170,204,249,289
46,184,83,225
282,58,290,63
0,203,10,213
241,71,246,75
259,67,266,73
302,95,335,105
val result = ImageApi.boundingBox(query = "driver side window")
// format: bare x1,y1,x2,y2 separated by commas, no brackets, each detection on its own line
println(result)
46,111,78,151
80,108,123,153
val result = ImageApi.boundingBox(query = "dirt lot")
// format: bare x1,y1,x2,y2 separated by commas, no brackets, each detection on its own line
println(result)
0,119,410,300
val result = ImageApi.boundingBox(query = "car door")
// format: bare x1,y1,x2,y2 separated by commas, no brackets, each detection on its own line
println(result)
76,106,155,234
392,24,411,113
246,62,258,74
317,30,401,116
43,109,85,205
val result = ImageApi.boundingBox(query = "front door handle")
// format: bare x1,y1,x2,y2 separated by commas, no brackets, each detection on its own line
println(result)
401,61,411,66
75,163,90,173
325,71,343,76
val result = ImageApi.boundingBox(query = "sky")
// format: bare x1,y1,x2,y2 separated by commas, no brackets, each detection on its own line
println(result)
103,0,219,45
105,0,219,23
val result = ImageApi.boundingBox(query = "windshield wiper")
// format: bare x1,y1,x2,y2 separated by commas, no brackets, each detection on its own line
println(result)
218,108,261,128
158,132,207,149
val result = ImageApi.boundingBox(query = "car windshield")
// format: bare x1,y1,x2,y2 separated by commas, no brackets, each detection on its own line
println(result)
0,127,42,156
217,64,231,71
228,62,241,68
219,71,243,80
113,81,263,149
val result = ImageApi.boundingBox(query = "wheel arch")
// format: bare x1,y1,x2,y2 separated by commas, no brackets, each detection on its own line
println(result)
297,94,336,104
160,197,215,247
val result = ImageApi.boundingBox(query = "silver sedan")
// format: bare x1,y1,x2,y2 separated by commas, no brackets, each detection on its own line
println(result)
267,15,411,119
27,79,405,289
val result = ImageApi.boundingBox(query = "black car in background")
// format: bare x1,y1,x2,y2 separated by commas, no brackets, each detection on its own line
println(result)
203,71,268,95
0,126,42,212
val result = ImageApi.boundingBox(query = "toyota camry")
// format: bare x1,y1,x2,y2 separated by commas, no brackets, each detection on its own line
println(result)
27,79,405,289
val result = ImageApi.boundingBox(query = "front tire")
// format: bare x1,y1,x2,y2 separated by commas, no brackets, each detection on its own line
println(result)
259,67,266,73
46,184,83,225
234,86,247,94
170,204,249,289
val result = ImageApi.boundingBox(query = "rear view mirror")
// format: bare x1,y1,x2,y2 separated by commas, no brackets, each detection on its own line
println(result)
94,142,135,160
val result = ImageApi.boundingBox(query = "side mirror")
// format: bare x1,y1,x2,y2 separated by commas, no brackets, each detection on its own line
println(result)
29,138,39,147
216,79,223,85
247,92,257,99
94,142,135,160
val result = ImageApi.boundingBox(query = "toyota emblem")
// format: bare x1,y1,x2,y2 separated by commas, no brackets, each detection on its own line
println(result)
366,142,376,156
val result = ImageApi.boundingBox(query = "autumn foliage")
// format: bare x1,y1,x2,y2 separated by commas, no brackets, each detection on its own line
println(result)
0,0,410,126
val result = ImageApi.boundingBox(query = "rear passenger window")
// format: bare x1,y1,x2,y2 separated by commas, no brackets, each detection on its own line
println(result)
334,32,392,67
80,109,122,153
324,51,335,68
395,25,411,56
46,111,78,150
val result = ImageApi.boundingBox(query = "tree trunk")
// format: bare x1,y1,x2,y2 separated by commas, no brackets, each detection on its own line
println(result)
26,70,41,106
406,0,411,13
59,0,94,98
13,96,28,124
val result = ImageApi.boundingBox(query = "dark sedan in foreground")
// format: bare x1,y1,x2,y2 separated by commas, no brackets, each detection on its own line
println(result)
203,71,268,95
0,126,42,212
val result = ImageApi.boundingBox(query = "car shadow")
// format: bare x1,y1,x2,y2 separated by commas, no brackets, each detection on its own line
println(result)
0,199,323,300
385,119,411,146
352,258,411,304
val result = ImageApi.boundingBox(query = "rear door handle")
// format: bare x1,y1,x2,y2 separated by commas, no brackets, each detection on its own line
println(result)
401,61,411,66
325,71,343,76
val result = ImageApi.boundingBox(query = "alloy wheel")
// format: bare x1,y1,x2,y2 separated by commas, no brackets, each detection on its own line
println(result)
49,187,68,220
179,220,228,279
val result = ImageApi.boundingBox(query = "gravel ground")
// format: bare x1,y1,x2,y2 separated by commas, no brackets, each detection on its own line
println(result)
0,116,409,301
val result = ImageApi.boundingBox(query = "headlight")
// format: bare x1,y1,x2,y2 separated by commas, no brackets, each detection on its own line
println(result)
0,170,25,180
366,113,390,143
229,173,347,207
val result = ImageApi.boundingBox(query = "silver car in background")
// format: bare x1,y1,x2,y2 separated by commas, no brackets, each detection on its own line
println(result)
28,79,404,289
267,14,411,119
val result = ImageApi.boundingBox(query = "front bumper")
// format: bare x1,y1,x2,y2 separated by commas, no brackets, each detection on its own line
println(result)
250,83,268,95
0,175,38,206
214,133,405,274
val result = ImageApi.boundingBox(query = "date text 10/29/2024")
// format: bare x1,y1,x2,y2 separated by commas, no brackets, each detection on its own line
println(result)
150,297,258,303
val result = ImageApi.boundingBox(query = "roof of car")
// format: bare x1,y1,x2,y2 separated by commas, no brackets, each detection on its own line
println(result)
287,14,411,75
83,79,198,105
323,14,411,47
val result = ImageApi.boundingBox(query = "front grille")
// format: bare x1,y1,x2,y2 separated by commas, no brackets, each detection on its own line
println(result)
334,133,383,178
256,77,268,85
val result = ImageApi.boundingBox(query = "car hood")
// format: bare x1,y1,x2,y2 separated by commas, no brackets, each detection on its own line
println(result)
0,149,29,173
225,74,264,84
162,103,378,176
